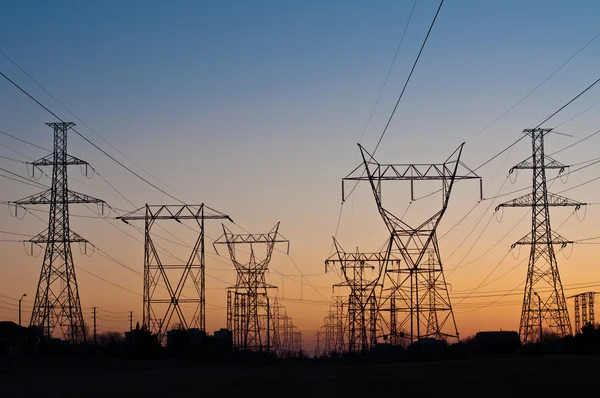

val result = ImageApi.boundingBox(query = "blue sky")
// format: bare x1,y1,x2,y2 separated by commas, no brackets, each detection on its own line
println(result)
1,0,600,342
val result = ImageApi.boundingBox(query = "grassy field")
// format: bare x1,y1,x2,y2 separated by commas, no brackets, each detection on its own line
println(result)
1,355,598,397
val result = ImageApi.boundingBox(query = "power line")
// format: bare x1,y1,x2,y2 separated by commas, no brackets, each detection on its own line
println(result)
0,70,186,204
372,0,445,154
0,154,26,163
548,128,600,157
1,49,197,204
555,98,600,129
0,172,46,189
452,207,578,301
357,0,418,144
0,129,51,152
466,29,600,141
534,76,600,128
76,265,142,297
0,166,48,189
0,229,32,237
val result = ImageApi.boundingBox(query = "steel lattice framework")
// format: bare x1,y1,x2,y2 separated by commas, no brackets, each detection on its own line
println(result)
215,223,289,353
117,204,231,341
11,122,105,343
325,238,398,354
497,128,584,343
344,143,481,344
568,292,596,334
320,296,346,356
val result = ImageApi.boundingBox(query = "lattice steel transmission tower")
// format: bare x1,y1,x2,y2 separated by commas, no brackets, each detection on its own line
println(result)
280,310,294,356
215,223,289,353
325,238,395,354
344,144,481,344
319,296,347,356
11,122,105,343
569,292,596,333
425,250,441,338
497,129,584,343
118,205,231,341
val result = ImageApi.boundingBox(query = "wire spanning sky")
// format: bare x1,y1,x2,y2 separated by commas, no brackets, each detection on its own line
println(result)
1,1,600,351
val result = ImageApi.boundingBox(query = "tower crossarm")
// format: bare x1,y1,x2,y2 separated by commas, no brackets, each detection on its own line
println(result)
11,189,106,205
325,251,397,265
343,145,481,202
30,153,88,167
510,155,567,172
213,222,289,255
342,144,482,237
117,204,232,222
496,192,585,210
344,162,480,182
26,229,90,244
511,230,573,248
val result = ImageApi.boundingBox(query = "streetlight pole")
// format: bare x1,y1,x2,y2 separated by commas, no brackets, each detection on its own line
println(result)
18,294,27,327
534,291,542,344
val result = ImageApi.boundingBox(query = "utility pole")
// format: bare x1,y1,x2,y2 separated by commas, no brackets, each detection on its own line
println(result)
10,122,106,344
497,128,584,343
18,294,27,327
129,311,133,332
315,330,320,357
92,307,97,345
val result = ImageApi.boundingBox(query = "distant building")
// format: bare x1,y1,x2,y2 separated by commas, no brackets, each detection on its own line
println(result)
213,328,232,343
0,321,39,358
407,337,447,354
475,331,520,354
166,328,207,354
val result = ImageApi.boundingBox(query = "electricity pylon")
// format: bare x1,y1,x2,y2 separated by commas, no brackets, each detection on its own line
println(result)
568,292,596,334
11,122,105,343
325,238,398,354
118,204,232,341
497,128,584,343
344,143,481,344
215,222,289,352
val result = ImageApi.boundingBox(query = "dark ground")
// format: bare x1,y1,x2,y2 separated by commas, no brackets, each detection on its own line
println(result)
1,355,598,397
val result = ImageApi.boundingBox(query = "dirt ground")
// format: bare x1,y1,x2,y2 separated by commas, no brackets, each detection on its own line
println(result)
1,355,598,397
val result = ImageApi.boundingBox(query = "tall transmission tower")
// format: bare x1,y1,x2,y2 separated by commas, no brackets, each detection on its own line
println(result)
325,238,397,354
118,205,231,341
214,222,289,353
497,128,584,343
568,292,596,333
333,296,346,353
10,122,106,343
344,144,481,345
424,250,441,337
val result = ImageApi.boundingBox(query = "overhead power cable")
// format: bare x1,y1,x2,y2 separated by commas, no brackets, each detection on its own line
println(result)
372,0,445,155
1,49,195,204
534,76,600,128
0,129,50,152
357,0,418,144
0,70,185,204
466,29,600,141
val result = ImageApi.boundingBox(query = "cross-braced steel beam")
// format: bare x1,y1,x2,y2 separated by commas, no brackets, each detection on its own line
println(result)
325,238,399,354
343,143,481,345
10,122,106,344
118,204,231,342
214,223,289,353
497,129,584,343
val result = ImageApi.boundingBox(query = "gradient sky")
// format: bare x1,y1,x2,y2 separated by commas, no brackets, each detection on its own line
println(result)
1,0,600,353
